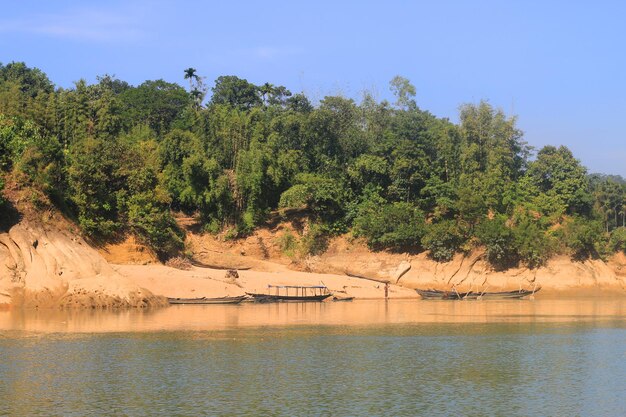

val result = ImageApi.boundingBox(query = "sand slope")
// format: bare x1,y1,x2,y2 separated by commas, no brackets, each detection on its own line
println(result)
0,220,165,308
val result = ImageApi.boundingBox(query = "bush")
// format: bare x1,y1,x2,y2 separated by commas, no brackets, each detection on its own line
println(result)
476,216,518,270
513,217,555,268
277,230,298,257
279,173,347,221
237,209,257,237
354,201,425,250
562,216,607,260
609,227,626,253
203,219,221,235
0,115,40,170
127,192,184,259
422,220,466,262
299,223,329,256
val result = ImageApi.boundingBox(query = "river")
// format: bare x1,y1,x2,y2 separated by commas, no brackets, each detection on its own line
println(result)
1,299,625,416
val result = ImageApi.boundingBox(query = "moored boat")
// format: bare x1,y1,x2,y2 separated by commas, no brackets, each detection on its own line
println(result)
247,285,332,303
416,287,540,300
415,289,470,300
463,287,541,300
167,295,247,305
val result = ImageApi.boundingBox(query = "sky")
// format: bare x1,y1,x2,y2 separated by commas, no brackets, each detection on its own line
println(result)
1,0,625,176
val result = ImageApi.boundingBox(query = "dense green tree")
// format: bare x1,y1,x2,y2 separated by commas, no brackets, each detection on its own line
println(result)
354,199,426,250
389,75,417,109
121,79,190,135
527,145,592,216
422,220,466,261
210,76,261,110
562,216,607,260
0,61,54,98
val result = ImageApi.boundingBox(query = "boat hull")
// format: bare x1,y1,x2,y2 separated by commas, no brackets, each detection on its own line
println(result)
463,288,540,300
246,293,332,303
416,288,539,300
167,296,247,305
415,289,469,300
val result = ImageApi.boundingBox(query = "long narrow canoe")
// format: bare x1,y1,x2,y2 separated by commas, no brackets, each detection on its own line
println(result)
416,287,540,300
463,288,540,300
167,295,247,305
246,293,332,303
415,289,470,300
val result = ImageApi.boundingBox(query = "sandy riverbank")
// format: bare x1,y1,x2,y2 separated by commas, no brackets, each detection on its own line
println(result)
113,264,416,300
1,214,625,308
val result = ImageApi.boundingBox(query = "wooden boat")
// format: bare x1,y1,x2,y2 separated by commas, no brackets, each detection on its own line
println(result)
247,285,332,303
416,287,540,300
415,289,470,300
167,295,247,305
332,296,355,302
463,287,541,300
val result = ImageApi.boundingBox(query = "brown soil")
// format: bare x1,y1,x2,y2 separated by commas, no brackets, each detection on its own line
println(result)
99,235,158,265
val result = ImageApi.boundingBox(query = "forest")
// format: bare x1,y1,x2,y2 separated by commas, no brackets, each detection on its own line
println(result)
1,61,626,268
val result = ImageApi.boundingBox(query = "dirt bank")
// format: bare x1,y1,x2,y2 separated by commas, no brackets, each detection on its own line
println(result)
0,219,165,308
2,206,625,308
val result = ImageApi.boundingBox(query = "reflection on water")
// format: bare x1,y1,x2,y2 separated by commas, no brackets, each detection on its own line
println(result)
1,299,626,334
0,300,625,416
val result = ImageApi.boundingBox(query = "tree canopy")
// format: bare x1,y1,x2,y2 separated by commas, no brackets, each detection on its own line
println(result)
0,62,624,266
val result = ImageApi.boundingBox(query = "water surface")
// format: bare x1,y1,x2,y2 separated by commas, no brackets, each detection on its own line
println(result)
1,299,625,416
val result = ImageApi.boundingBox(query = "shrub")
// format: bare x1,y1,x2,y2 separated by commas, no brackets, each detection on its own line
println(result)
609,227,626,253
513,217,555,268
299,223,329,256
562,216,607,260
238,209,257,236
476,216,518,270
277,230,298,257
127,192,184,259
203,219,221,235
422,220,466,262
354,201,425,251
279,173,347,221
0,115,39,170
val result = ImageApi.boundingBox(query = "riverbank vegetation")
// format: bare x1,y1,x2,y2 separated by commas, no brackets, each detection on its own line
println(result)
1,62,625,266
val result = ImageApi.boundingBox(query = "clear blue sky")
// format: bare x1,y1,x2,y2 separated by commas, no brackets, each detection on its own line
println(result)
1,1,625,176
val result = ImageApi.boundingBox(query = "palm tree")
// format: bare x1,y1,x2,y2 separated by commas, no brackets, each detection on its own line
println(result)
260,82,274,105
184,68,198,91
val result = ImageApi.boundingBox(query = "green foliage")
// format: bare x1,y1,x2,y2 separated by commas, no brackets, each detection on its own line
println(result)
609,227,626,253
67,137,124,237
0,114,41,170
389,75,417,109
422,220,466,262
279,173,347,221
210,75,261,110
121,79,190,136
511,213,556,268
562,216,607,260
354,200,425,250
277,230,298,257
527,146,592,215
127,192,184,259
0,62,53,98
476,216,518,269
2,62,624,270
300,223,329,256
